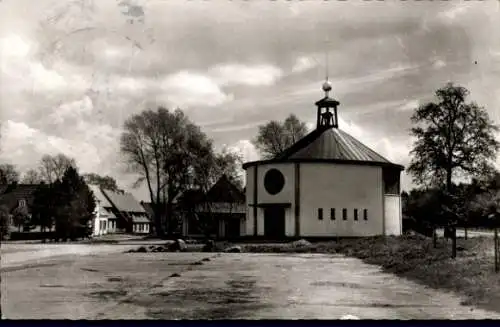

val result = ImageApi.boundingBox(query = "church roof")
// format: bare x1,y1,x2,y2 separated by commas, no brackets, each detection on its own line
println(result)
243,127,404,170
243,81,404,171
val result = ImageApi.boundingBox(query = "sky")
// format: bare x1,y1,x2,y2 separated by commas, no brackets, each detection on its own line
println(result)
0,0,499,202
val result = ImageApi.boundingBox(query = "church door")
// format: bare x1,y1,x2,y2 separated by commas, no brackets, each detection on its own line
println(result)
264,206,286,239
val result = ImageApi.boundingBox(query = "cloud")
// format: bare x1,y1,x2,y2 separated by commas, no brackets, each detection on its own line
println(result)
291,56,318,74
209,64,283,87
399,100,420,112
0,120,121,176
160,71,233,108
227,139,260,163
0,34,32,58
437,4,472,22
48,96,94,125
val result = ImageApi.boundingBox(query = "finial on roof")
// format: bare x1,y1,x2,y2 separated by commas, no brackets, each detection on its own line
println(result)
322,80,332,95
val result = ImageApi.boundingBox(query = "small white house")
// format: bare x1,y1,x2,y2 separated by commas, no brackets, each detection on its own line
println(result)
88,185,117,236
242,81,404,239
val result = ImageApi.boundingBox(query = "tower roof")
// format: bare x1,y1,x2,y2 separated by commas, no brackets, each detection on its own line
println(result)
242,127,404,170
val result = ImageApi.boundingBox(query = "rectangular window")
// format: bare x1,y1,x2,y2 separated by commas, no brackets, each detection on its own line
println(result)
354,209,358,221
318,208,323,220
103,221,107,230
363,209,368,220
342,208,347,220
330,208,336,220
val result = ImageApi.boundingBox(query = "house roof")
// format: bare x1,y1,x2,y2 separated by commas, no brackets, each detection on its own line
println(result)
101,189,147,213
242,127,404,170
206,175,245,203
0,184,42,211
88,185,114,208
141,201,154,218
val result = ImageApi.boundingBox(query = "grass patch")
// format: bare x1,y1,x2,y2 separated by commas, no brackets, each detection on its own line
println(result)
326,235,500,314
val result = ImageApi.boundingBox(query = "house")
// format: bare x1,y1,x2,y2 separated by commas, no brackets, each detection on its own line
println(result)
140,201,155,224
242,81,404,239
88,185,117,236
101,189,151,234
179,175,246,239
0,183,40,232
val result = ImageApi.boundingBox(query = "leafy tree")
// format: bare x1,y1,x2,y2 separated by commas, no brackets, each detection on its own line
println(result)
408,83,499,256
253,114,309,159
32,183,59,234
12,205,29,232
120,107,219,237
189,144,243,238
0,205,10,240
0,163,20,184
408,83,499,191
22,169,43,184
83,173,122,192
54,167,95,241
38,154,76,184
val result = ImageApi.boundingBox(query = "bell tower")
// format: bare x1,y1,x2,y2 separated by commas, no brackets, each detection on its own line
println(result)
315,80,340,129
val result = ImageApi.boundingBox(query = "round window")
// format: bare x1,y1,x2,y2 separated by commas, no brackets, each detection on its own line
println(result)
264,168,285,195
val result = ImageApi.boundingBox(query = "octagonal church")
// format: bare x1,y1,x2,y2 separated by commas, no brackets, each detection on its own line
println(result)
242,81,404,239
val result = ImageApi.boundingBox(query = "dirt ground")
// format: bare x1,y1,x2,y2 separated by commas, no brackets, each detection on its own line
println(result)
3,250,500,320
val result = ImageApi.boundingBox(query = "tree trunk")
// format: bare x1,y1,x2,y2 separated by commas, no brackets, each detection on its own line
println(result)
495,227,499,273
166,201,174,237
153,203,164,238
433,227,437,248
451,226,457,259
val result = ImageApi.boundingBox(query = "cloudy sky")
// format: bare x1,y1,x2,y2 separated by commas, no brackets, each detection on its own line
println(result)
1,0,499,201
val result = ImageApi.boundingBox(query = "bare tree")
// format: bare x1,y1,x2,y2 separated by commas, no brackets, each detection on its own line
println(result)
253,114,309,159
120,107,214,237
38,154,76,184
22,169,43,184
0,163,20,184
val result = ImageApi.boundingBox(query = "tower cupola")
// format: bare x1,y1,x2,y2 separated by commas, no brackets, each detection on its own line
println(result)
315,80,340,129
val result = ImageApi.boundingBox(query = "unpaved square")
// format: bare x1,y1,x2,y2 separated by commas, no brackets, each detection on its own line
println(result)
3,250,500,319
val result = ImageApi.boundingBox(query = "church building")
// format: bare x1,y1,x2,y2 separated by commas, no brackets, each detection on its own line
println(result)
242,81,404,238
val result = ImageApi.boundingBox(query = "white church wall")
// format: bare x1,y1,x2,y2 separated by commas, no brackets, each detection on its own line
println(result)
384,194,402,236
257,163,295,236
285,208,295,236
256,163,295,204
299,163,384,237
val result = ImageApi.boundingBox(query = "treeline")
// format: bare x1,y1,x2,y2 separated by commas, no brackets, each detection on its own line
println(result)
403,173,500,236
0,153,124,241
0,165,96,242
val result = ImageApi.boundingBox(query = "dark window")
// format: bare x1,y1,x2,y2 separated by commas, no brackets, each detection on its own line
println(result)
354,209,358,221
363,209,368,220
383,168,400,195
342,208,347,220
264,169,285,195
318,208,323,220
330,208,336,220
